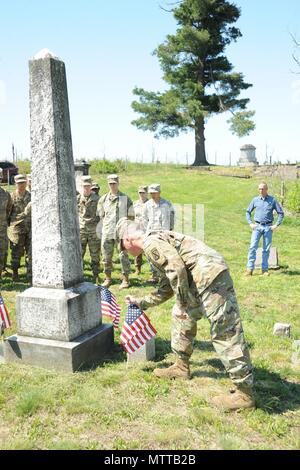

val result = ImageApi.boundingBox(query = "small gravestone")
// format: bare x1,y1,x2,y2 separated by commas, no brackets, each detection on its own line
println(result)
273,323,291,337
127,337,156,364
291,340,300,366
0,342,4,363
255,247,279,270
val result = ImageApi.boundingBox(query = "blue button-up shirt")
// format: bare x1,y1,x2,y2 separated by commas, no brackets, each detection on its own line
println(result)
246,195,284,226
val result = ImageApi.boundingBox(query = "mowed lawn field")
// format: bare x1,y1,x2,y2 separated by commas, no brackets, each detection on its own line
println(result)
1,164,300,450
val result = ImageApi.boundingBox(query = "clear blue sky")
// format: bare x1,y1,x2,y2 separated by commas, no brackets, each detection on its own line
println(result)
0,0,299,165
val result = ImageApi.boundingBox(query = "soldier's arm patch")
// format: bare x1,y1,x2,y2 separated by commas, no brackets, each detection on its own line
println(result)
150,248,166,266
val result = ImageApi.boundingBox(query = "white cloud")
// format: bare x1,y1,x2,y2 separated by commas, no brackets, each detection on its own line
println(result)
0,80,7,105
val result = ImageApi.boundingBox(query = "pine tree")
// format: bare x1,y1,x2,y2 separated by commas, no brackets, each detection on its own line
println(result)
131,0,255,166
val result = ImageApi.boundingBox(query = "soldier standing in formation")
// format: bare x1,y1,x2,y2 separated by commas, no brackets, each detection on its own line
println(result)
133,185,148,275
0,168,13,279
117,217,255,412
91,182,100,196
142,183,175,283
7,174,31,281
77,176,101,284
97,174,134,289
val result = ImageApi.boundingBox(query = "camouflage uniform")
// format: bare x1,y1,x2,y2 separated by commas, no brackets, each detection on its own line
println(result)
98,191,134,276
133,196,148,271
142,197,175,233
8,190,32,276
0,187,13,273
136,230,253,390
77,192,101,278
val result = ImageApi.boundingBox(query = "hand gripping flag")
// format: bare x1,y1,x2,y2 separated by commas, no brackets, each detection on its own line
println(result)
0,293,11,336
120,304,157,354
99,286,121,329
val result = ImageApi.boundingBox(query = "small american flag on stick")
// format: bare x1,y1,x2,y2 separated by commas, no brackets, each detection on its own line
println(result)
0,293,11,335
99,286,121,329
120,304,156,354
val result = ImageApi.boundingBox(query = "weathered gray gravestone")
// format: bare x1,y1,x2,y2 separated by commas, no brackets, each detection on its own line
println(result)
4,49,113,371
291,340,300,367
254,247,279,270
127,337,156,364
273,323,291,337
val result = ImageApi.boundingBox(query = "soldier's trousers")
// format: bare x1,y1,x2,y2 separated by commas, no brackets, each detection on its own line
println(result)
134,254,143,269
10,231,32,276
102,238,131,276
0,228,8,271
171,270,253,390
80,229,101,276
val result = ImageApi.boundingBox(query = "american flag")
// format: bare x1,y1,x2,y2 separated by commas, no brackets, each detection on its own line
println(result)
120,304,157,354
99,286,121,329
0,294,11,335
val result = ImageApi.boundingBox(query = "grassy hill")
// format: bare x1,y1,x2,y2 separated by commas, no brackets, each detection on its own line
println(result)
1,164,300,450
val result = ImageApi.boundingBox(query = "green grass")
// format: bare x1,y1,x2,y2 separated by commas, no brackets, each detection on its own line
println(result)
1,164,300,450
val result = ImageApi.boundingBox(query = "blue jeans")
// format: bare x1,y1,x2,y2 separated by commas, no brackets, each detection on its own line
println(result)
247,225,273,271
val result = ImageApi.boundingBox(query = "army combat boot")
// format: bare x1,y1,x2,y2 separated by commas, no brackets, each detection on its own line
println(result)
119,275,130,290
153,357,191,380
211,387,255,412
102,276,112,288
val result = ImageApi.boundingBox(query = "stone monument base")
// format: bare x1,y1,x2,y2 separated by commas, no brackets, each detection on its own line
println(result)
16,283,102,342
4,324,113,372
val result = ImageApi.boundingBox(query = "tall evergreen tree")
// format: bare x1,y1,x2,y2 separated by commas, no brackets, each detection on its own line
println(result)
131,0,255,166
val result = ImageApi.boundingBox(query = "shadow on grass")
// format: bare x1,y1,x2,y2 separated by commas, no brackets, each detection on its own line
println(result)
281,269,300,276
254,366,300,414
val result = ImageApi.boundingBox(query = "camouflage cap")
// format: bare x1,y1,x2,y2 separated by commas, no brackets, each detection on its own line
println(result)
107,174,119,183
81,175,92,186
148,183,160,193
14,174,27,184
91,182,100,190
138,185,148,193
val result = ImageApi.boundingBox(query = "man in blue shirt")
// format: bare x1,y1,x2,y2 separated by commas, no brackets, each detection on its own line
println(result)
246,182,284,276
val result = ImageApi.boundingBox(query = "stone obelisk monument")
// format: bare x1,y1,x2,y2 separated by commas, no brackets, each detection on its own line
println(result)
4,49,113,371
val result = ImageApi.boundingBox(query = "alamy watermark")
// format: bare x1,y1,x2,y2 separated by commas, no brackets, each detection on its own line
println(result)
97,198,205,241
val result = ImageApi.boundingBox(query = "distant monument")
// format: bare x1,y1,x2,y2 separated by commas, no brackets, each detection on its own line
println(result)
237,144,258,167
4,49,113,371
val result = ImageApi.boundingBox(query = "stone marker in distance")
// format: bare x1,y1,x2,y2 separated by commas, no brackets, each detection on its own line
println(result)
273,323,291,337
254,247,279,270
291,340,300,367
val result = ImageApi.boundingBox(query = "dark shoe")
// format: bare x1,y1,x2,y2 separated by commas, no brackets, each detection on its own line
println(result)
153,358,191,380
